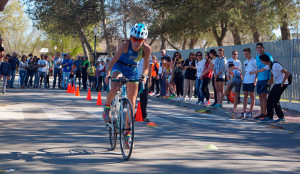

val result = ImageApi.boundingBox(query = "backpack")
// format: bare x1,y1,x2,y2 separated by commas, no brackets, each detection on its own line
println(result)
270,61,292,85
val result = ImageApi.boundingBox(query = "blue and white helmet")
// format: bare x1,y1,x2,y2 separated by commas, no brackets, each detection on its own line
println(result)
130,23,148,39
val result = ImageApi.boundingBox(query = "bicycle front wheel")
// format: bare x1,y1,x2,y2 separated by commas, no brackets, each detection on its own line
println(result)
119,98,134,161
109,121,117,150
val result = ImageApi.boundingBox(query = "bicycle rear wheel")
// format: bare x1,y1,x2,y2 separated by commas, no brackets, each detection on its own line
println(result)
119,98,134,161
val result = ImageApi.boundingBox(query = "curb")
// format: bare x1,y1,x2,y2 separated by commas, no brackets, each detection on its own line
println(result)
148,96,231,117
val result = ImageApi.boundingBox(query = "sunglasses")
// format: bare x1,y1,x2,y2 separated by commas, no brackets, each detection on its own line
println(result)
196,54,202,56
233,53,238,55
131,37,144,43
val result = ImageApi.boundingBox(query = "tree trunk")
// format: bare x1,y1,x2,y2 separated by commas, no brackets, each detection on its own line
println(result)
182,37,187,50
100,0,112,57
280,13,291,40
164,35,180,50
160,34,166,50
189,38,198,49
148,35,157,46
230,27,242,45
251,27,260,43
211,22,228,46
78,28,90,60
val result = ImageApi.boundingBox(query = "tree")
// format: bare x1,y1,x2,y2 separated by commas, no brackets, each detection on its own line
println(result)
25,0,103,61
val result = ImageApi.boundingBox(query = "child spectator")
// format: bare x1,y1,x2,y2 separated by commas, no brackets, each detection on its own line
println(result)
149,55,159,96
0,55,11,94
242,48,257,118
70,64,77,86
87,62,96,90
225,63,243,118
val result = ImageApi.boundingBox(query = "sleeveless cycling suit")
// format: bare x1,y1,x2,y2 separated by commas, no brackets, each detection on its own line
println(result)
111,42,140,80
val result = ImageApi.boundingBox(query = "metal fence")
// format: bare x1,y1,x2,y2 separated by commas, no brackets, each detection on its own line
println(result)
152,39,300,102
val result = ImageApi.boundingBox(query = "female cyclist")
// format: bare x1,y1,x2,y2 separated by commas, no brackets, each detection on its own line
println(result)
103,23,151,138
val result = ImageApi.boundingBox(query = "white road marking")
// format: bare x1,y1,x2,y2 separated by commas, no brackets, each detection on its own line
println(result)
82,107,104,120
0,107,24,120
43,108,75,120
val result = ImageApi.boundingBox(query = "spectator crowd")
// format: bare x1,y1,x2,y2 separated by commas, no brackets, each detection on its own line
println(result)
147,43,291,123
0,41,291,123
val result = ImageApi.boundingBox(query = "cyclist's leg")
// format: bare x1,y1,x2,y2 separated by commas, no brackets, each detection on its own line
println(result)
126,82,139,128
103,71,122,122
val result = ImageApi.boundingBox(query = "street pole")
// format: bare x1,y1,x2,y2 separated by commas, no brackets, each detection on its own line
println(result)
94,34,96,64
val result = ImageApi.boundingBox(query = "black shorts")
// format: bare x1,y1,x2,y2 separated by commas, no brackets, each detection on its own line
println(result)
216,78,225,82
243,83,255,92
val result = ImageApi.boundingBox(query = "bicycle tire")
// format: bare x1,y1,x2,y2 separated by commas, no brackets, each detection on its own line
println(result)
109,121,117,150
119,98,134,161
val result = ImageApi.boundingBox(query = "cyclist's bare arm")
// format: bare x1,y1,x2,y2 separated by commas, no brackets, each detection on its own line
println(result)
142,42,151,80
105,41,130,83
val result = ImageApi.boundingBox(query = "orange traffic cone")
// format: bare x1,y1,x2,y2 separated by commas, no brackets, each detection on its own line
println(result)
86,88,92,100
147,122,157,127
96,91,102,105
135,102,143,122
71,84,75,93
75,86,80,96
66,83,71,93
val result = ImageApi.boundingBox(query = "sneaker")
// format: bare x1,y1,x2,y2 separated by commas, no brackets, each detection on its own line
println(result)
125,132,132,149
199,101,203,105
240,112,246,119
144,118,150,122
230,112,235,119
204,100,210,106
254,114,266,120
156,94,161,98
188,98,192,102
212,104,221,108
148,92,153,96
246,112,253,118
2,91,5,94
210,102,217,107
274,118,286,123
102,105,111,123
168,94,176,99
260,117,274,123
195,101,200,104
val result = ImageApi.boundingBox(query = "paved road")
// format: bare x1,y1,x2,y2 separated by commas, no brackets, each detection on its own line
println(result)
0,88,300,173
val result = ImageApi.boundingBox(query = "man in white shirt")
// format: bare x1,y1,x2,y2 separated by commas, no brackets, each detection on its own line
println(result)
249,54,290,123
227,50,242,70
53,52,63,89
195,52,206,104
241,48,257,118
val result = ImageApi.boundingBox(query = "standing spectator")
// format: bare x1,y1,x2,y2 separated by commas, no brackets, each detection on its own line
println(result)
26,57,35,88
53,52,62,89
227,50,242,103
241,48,257,118
69,65,77,86
182,52,196,101
172,52,184,100
137,56,151,122
159,57,167,97
99,60,106,91
255,43,273,119
0,55,11,94
165,57,174,98
44,55,51,88
103,59,109,91
95,61,101,91
25,54,33,85
209,49,218,106
33,56,39,88
195,52,205,104
250,54,290,123
149,55,159,96
7,52,19,88
213,48,227,107
157,49,169,97
61,54,73,89
87,62,96,90
74,56,83,88
19,55,28,88
200,52,213,106
225,63,243,118
81,57,90,90
37,54,48,88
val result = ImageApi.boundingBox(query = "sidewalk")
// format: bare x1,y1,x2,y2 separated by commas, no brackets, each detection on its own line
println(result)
149,95,300,134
